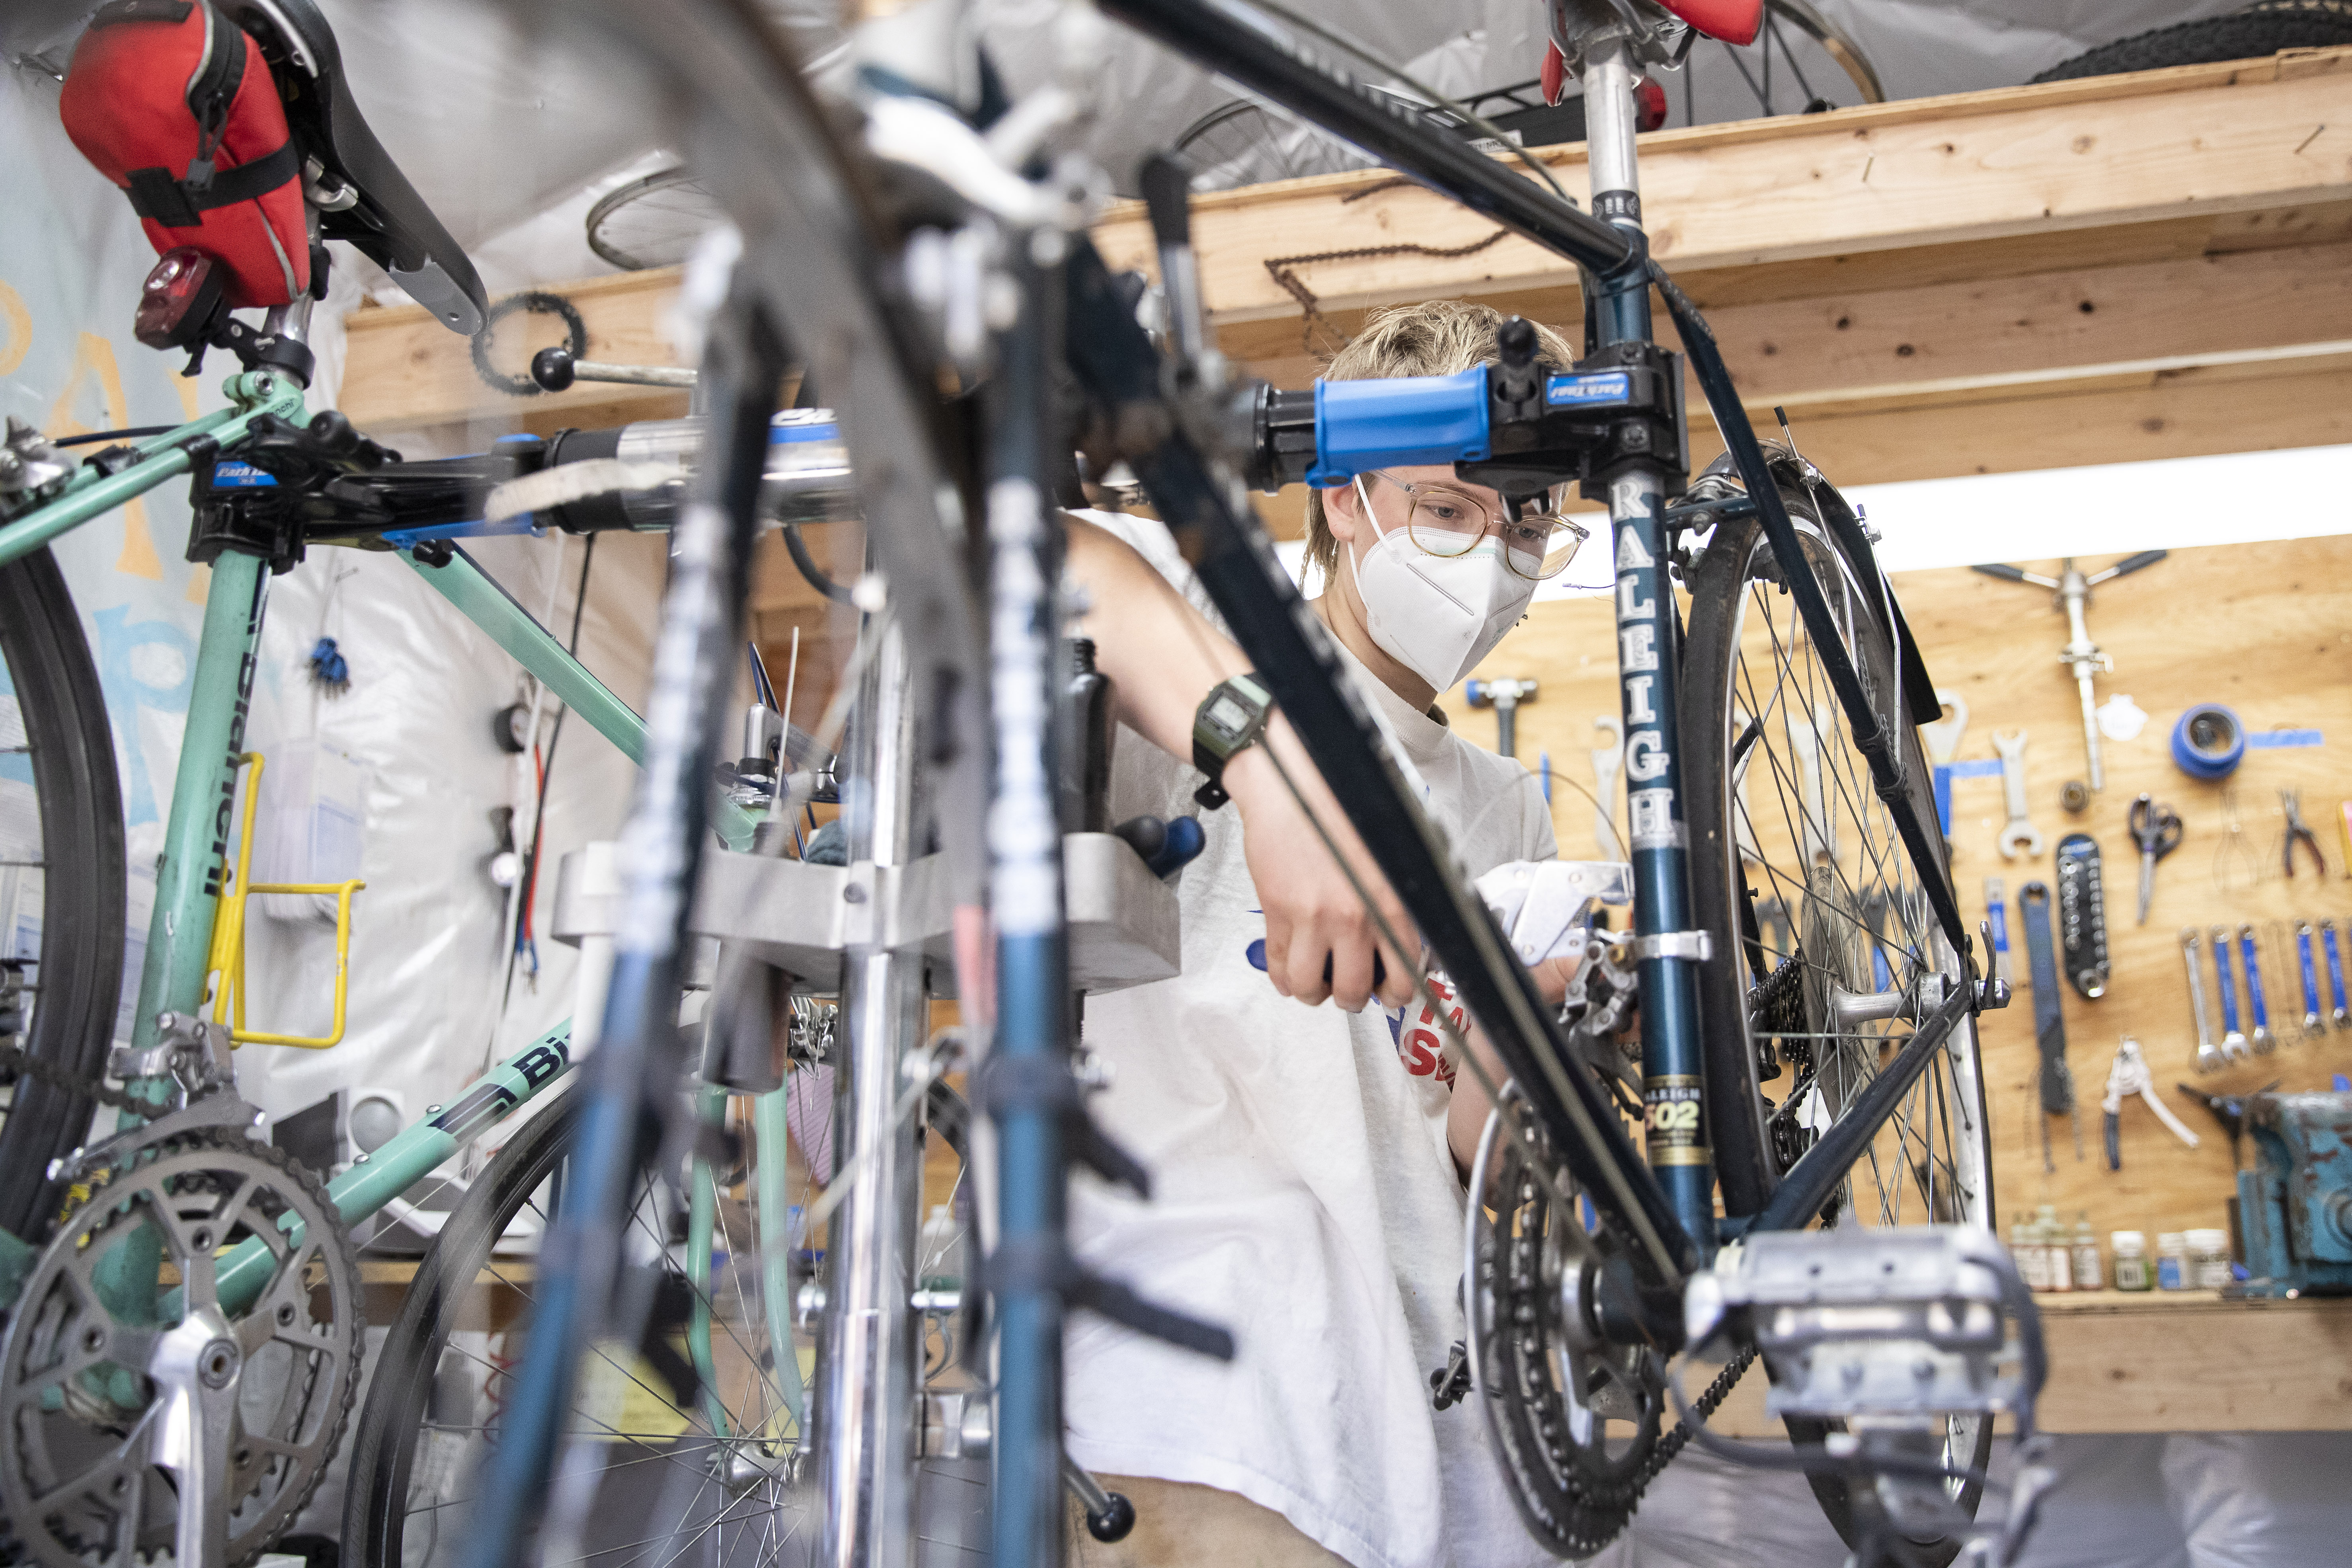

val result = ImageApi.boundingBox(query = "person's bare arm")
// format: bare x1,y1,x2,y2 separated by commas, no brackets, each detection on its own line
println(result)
1061,514,1413,1012
1443,956,1577,1180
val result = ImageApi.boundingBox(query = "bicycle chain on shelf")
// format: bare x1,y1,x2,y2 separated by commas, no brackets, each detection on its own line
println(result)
0,1128,364,1568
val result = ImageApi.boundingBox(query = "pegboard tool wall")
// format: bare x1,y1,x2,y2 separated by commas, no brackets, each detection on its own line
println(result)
1445,533,2352,1246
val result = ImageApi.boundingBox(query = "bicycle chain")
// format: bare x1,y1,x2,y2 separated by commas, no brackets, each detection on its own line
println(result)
1637,1341,1757,1495
0,1039,152,1114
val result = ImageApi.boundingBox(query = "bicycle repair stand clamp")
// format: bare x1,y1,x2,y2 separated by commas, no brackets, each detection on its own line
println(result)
2020,882,2083,1170
1970,551,2167,793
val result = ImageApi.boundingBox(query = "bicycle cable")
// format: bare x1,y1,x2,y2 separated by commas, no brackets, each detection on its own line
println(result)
1238,0,1579,210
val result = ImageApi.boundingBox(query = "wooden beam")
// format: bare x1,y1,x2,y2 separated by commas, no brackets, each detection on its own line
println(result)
1224,240,2352,392
1093,47,2352,328
341,266,686,433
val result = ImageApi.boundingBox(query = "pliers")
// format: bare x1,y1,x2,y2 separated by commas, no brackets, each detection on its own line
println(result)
2100,1038,2200,1170
2282,789,2327,878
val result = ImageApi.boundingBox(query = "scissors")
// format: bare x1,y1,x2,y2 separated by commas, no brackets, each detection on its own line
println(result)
2129,793,2183,926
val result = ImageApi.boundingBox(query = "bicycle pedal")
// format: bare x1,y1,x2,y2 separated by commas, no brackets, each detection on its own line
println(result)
1685,1226,2032,1422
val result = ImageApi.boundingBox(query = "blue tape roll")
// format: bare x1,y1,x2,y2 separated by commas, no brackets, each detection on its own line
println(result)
2171,703,2245,780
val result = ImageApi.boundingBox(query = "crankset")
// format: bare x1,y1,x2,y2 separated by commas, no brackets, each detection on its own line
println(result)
1464,1099,1669,1557
0,1128,363,1568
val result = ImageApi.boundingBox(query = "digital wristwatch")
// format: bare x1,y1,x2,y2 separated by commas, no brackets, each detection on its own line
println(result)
1190,672,1273,810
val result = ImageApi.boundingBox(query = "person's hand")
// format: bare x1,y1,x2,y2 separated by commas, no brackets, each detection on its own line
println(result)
1529,952,1579,1007
1224,733,1417,1014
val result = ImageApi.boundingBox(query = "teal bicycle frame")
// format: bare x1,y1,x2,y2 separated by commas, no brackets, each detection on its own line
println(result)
0,365,796,1426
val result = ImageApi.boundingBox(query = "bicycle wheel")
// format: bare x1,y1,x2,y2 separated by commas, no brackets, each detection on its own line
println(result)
1678,445,1995,1562
341,1088,812,1568
0,546,126,1243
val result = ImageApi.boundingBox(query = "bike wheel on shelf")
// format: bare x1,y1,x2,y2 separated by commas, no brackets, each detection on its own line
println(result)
0,546,126,1245
1678,444,1996,1563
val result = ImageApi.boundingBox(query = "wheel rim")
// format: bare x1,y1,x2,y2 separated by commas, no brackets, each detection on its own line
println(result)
384,1105,813,1567
1699,493,1995,1527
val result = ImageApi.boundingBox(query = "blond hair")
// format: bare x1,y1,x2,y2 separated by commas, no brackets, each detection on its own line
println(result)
1302,300,1579,585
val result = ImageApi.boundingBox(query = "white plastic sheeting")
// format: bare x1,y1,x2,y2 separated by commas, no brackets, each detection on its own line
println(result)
0,56,667,1150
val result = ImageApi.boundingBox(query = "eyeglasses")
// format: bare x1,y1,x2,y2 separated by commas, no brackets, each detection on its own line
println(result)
1365,471,1589,581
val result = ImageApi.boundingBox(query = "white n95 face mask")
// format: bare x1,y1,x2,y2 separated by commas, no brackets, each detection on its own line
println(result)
1346,476,1537,692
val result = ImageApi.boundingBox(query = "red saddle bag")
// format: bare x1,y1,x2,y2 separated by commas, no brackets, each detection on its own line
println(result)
59,0,309,310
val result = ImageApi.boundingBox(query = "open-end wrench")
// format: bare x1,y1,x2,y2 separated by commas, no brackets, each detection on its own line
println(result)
2325,919,2350,1028
1921,688,1969,839
2209,924,2250,1062
2239,924,2278,1053
2297,920,2330,1038
2182,928,2224,1073
1994,728,2043,860
1590,716,1625,861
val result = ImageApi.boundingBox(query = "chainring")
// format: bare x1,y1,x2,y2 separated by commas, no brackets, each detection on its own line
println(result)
0,1128,363,1568
1472,1114,1667,1558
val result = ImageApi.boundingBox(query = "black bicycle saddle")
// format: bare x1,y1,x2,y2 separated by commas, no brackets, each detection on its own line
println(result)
219,0,487,334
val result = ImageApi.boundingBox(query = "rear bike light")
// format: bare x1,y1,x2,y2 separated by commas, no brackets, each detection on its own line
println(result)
1634,77,1669,133
134,247,226,351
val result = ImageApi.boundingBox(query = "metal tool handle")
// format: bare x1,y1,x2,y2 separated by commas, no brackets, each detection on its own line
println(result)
2325,920,2350,1025
2298,923,2328,1035
2024,886,2071,1114
2239,926,2276,1052
2087,549,2168,586
2211,925,2242,1039
1971,562,2059,589
2182,928,2221,1073
2001,744,2031,824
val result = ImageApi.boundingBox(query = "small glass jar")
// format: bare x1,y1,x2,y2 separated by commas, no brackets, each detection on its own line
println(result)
2185,1227,2233,1290
2156,1231,2188,1290
2111,1231,2152,1291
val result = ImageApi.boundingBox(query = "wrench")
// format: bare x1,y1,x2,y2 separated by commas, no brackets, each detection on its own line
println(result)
2325,919,2350,1029
1994,728,2044,860
2182,928,2224,1073
1590,716,1625,861
2297,920,2329,1038
1921,688,1969,840
2209,924,2250,1062
2240,924,2278,1054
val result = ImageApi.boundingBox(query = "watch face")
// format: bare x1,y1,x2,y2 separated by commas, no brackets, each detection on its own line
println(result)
1204,693,1251,740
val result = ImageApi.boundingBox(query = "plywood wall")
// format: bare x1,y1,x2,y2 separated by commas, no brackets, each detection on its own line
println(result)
1443,533,2352,1244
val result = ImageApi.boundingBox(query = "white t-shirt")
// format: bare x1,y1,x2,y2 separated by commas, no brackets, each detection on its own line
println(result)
1063,512,1558,1568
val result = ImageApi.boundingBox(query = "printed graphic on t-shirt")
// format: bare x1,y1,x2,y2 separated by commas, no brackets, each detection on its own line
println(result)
1386,975,1461,1086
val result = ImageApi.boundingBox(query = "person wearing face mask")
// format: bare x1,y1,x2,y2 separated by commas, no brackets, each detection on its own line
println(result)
1053,300,1587,1568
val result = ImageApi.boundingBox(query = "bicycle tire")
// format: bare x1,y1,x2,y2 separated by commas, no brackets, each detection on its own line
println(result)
1678,448,1995,1563
341,1093,584,1567
2031,2,2352,82
0,546,126,1243
344,1082,835,1567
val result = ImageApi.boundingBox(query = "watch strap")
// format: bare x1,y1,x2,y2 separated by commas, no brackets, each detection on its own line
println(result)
1192,672,1273,811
